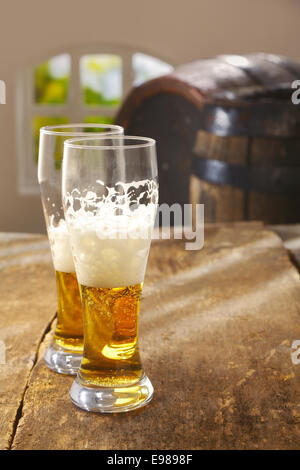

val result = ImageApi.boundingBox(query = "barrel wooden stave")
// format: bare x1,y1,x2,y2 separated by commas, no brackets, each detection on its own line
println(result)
126,93,200,208
191,131,248,223
218,54,296,86
248,138,300,223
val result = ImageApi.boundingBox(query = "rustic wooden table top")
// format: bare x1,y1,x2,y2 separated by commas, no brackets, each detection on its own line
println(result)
1,223,300,450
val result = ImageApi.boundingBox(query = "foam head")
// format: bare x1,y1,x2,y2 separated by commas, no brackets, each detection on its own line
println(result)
64,179,158,288
48,218,75,273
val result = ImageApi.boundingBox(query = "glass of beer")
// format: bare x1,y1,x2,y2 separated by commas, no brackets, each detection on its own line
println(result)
62,136,158,412
38,124,123,375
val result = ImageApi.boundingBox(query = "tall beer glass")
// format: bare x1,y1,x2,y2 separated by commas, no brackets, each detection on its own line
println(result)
38,124,123,375
62,136,158,412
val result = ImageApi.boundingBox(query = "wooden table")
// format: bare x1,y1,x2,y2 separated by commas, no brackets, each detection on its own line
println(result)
1,223,300,450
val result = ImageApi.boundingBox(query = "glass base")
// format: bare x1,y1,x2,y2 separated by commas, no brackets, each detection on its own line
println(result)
44,343,82,375
70,374,154,413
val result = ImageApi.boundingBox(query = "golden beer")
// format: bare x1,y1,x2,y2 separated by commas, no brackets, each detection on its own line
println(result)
78,282,143,387
64,135,157,411
54,271,84,351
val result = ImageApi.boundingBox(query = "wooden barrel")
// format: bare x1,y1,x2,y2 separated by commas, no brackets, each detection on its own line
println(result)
190,85,300,224
116,53,300,223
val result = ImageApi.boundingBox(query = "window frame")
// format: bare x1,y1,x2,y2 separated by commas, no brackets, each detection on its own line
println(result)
17,44,173,195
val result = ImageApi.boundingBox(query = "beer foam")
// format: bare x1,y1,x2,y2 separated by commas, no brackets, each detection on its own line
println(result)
65,180,158,288
48,218,75,273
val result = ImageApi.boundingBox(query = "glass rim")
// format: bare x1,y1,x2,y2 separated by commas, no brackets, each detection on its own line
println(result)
64,135,156,150
40,123,123,137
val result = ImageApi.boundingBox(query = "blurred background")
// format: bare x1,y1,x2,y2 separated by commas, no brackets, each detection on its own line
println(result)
0,0,299,233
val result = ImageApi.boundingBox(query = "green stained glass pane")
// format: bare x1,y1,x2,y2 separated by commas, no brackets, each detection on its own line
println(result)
80,55,122,106
33,116,69,168
83,116,115,133
34,54,71,104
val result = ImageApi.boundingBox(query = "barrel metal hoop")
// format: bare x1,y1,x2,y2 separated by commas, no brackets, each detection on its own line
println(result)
192,155,300,194
200,101,300,138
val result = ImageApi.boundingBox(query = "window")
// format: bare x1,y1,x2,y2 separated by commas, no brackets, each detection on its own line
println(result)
17,46,173,194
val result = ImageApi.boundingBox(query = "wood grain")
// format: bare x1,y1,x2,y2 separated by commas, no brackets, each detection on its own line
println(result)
10,225,300,450
191,131,248,223
270,224,300,268
191,131,300,225
0,233,55,449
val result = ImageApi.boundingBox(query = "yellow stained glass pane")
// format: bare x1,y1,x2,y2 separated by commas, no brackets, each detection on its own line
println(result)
34,54,71,104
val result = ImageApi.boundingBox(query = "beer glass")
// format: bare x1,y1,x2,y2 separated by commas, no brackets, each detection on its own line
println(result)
38,124,123,375
62,136,158,412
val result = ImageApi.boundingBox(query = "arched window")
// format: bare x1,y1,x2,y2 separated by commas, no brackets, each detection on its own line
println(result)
17,45,173,194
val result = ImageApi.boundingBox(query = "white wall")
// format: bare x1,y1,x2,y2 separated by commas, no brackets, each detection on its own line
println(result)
0,0,299,233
